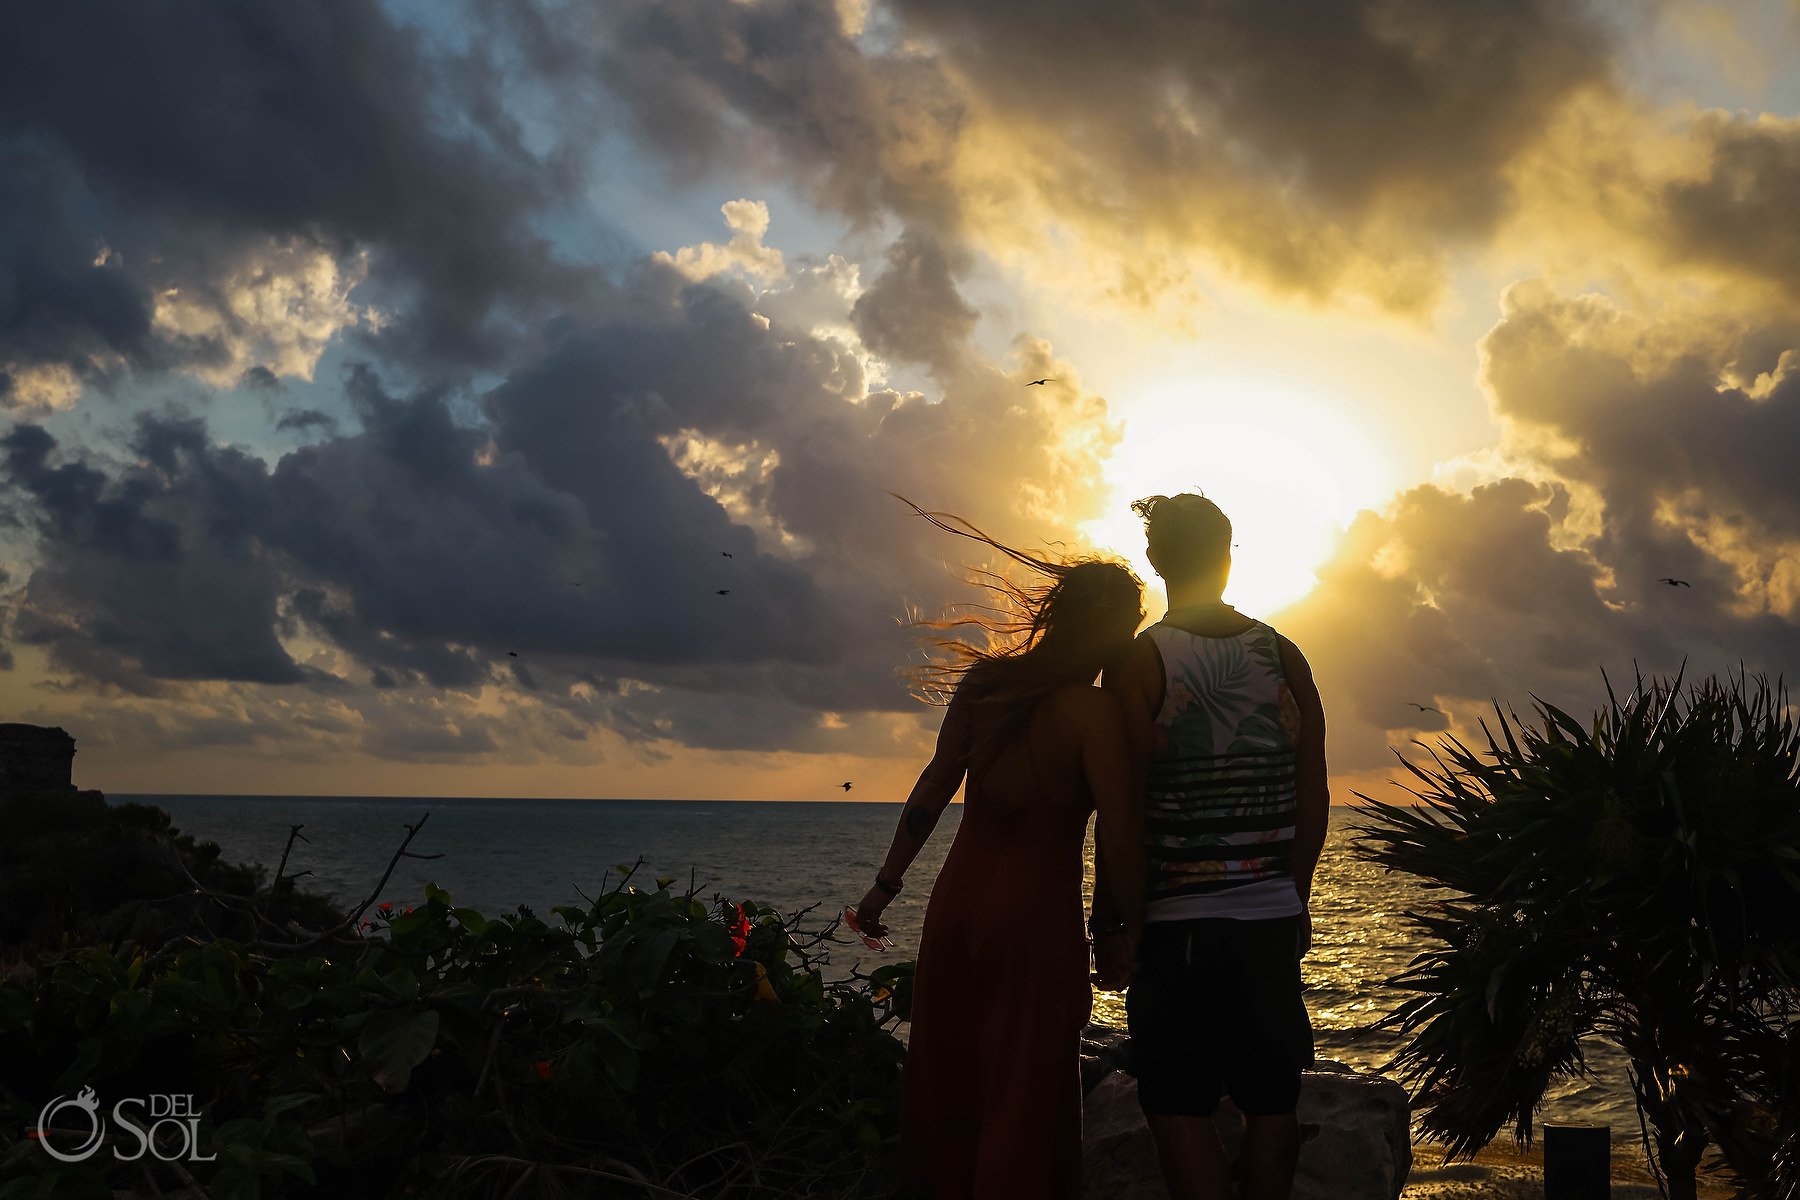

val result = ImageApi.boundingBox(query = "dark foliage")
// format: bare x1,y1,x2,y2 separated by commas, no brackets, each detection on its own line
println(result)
0,802,912,1200
1354,671,1800,1199
0,791,340,953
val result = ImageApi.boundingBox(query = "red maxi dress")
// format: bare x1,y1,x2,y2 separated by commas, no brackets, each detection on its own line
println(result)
900,773,1094,1198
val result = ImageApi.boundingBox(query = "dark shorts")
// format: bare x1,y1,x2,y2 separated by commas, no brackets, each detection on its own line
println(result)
1125,915,1314,1117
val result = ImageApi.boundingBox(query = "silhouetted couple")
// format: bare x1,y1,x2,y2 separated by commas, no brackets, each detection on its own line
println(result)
857,493,1331,1199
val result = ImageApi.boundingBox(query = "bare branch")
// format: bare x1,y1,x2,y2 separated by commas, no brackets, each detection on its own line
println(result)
272,823,309,894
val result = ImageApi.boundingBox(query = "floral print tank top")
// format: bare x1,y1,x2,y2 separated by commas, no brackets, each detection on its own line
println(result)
1143,618,1304,920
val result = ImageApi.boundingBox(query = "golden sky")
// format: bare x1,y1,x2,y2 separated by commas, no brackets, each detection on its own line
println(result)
3,0,1800,802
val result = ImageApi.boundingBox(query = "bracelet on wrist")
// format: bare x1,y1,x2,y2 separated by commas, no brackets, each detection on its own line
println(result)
873,872,903,896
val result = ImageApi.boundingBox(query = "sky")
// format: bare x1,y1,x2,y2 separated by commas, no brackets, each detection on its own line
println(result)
3,0,1800,802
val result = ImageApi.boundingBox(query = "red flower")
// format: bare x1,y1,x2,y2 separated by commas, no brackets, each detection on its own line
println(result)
729,904,751,957
378,902,394,913
534,1060,553,1080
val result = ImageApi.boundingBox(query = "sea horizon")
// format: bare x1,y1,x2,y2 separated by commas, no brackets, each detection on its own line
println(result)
112,792,1371,806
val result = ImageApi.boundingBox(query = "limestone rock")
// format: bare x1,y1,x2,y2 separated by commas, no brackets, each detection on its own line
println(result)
1082,1061,1412,1200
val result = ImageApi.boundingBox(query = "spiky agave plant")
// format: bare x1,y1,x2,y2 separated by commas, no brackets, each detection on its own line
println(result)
1354,670,1800,1200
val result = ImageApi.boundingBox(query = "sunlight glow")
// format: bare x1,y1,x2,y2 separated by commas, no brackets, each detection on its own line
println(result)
1085,378,1394,619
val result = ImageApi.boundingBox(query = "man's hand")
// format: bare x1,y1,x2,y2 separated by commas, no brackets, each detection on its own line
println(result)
1093,929,1138,990
1296,909,1313,961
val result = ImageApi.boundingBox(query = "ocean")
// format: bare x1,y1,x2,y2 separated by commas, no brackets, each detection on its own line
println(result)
124,795,1644,1139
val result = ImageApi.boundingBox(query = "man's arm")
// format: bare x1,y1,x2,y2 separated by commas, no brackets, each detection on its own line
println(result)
1278,635,1329,907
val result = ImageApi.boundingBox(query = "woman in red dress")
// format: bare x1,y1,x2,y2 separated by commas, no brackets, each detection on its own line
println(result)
854,510,1147,1199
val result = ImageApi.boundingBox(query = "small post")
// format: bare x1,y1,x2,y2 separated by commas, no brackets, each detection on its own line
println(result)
1544,1124,1610,1200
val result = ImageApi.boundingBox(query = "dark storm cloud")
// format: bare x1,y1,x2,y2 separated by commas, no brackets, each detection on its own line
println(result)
1479,285,1800,552
850,230,977,373
575,0,966,224
0,419,306,692
1655,112,1800,304
577,0,1611,311
0,260,1113,755
1283,282,1800,769
274,409,338,434
0,0,582,406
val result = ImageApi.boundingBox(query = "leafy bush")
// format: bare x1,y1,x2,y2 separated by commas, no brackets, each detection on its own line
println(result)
0,867,913,1200
0,791,338,953
1354,671,1800,1200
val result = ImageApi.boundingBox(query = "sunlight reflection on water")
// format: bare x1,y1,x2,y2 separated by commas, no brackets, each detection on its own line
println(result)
1085,810,1644,1134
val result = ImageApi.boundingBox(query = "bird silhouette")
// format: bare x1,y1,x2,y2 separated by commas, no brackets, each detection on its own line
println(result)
1025,378,1056,387
1658,578,1691,588
1408,702,1443,715
508,651,519,658
840,782,853,791
721,551,733,558
716,589,731,595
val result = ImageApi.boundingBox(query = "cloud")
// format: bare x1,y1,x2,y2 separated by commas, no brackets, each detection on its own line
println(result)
1,419,309,692
653,200,788,282
148,242,378,388
575,0,1615,317
16,0,1797,794
0,244,1120,760
0,0,586,410
1654,111,1800,304
1281,280,1800,771
850,229,977,373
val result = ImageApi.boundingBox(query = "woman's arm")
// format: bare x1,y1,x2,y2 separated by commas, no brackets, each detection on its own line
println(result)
1081,689,1145,943
1092,635,1160,928
853,690,972,937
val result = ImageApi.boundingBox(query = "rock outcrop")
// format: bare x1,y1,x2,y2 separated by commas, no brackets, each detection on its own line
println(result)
1082,1056,1412,1200
0,723,76,793
1081,1024,1133,1095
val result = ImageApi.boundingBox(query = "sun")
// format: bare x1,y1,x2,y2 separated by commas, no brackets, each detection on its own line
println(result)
1085,378,1392,619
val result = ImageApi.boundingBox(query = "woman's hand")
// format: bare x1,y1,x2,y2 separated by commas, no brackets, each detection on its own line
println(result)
1092,929,1138,990
854,884,894,940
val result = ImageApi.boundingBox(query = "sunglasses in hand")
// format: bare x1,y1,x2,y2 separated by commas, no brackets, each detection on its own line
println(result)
843,906,893,951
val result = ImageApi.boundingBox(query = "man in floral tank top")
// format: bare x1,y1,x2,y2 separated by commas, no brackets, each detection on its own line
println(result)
1097,493,1331,1200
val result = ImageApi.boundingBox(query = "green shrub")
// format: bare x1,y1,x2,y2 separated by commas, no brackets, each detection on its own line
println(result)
0,868,913,1200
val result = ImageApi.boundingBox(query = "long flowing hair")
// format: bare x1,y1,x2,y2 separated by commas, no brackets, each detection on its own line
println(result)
896,495,1144,775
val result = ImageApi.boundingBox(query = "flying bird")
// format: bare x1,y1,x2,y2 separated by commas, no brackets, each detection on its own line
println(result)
716,589,731,595
840,782,853,791
1658,578,1691,588
721,551,733,558
1408,702,1443,715
1025,378,1056,387
508,651,518,658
